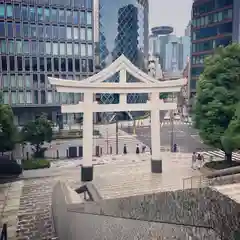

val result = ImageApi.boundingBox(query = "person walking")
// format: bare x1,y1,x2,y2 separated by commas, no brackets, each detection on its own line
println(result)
136,144,140,154
197,153,202,169
192,152,196,169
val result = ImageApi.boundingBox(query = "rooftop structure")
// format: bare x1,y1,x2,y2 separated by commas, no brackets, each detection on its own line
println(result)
151,26,174,36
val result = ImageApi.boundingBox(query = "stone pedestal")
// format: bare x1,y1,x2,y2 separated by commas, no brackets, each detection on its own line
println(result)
151,159,162,173
81,166,93,182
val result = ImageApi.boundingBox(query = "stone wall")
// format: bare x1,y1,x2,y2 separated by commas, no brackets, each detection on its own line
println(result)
52,182,240,240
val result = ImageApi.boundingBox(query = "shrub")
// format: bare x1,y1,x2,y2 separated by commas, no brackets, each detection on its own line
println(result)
204,160,240,170
22,159,51,170
53,129,100,140
0,155,22,175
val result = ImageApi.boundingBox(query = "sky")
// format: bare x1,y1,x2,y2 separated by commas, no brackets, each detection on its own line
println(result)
149,0,193,36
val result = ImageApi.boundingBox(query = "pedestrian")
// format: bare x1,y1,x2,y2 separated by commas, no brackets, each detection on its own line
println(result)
192,152,196,169
123,144,127,154
142,145,146,153
197,153,202,169
136,144,140,154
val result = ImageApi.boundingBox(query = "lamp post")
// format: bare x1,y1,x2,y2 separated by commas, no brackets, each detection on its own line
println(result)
115,114,119,155
170,110,174,152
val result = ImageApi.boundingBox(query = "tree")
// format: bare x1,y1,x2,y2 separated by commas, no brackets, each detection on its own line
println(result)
193,43,240,162
21,114,53,158
0,99,16,154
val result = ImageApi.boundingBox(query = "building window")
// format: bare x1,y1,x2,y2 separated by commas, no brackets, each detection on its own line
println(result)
33,74,38,88
81,59,87,72
16,41,22,54
67,27,72,39
68,59,73,72
59,26,65,39
47,58,52,71
38,25,44,38
23,24,29,38
26,91,32,104
25,75,31,88
23,41,29,53
2,75,9,88
29,7,35,21
59,43,65,55
25,57,30,71
0,5,4,18
54,58,59,71
86,12,92,25
87,44,93,56
7,23,13,38
53,42,58,55
53,26,58,39
73,27,79,39
87,28,92,41
66,10,72,23
31,42,38,55
6,5,13,18
75,59,80,72
51,8,57,22
14,5,21,19
61,58,66,71
80,43,86,56
15,23,21,38
17,75,24,88
39,42,45,53
19,91,25,104
30,25,37,38
0,22,4,36
46,42,51,54
73,11,79,24
8,41,15,54
32,57,38,71
88,59,93,72
11,92,17,104
1,56,7,71
74,43,79,55
17,57,22,71
41,90,46,104
0,40,6,53
34,90,38,104
9,56,15,71
47,91,53,103
45,8,50,21
86,0,93,9
80,11,85,24
22,6,28,21
10,75,17,88
37,7,43,21
59,9,65,23
46,26,52,38
67,43,72,55
80,28,85,40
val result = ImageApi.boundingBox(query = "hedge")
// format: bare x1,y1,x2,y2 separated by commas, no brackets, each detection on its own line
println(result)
22,159,51,170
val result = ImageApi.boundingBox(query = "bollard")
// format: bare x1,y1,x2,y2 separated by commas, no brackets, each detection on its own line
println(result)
110,145,112,155
100,147,103,156
123,144,127,154
136,144,140,154
56,150,59,159
66,149,69,158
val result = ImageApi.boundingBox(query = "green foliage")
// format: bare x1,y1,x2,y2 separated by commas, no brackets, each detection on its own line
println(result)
193,43,240,159
22,159,50,170
159,93,168,99
21,114,53,155
0,102,17,153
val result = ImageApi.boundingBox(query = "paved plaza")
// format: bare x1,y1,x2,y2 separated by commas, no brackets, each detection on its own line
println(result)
0,151,203,239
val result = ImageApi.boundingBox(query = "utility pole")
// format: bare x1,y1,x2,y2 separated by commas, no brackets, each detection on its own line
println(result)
115,115,119,155
106,128,109,154
170,110,174,152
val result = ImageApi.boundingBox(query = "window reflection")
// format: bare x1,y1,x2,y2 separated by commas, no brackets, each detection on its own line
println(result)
67,43,72,55
80,28,85,40
59,10,65,23
81,43,86,56
38,25,44,38
37,7,43,21
31,42,38,54
88,59,93,72
23,24,29,38
39,57,44,71
45,8,50,21
80,11,85,24
73,11,79,24
61,58,66,71
74,43,79,55
0,5,4,18
47,58,52,71
60,43,65,55
54,58,59,71
75,59,80,72
67,27,72,39
32,57,38,71
66,10,72,23
14,5,21,19
29,7,35,21
15,23,21,38
16,41,22,54
81,59,87,72
1,56,7,71
25,57,30,71
87,44,93,56
87,28,92,40
51,8,57,22
86,12,92,24
8,41,14,54
0,22,4,36
22,6,28,21
68,59,73,71
30,25,37,38
7,23,13,38
17,57,22,71
9,56,15,71
6,5,13,18
23,41,29,53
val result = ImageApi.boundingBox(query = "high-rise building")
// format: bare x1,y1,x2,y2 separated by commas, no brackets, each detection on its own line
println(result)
93,0,149,121
0,0,94,126
189,0,240,97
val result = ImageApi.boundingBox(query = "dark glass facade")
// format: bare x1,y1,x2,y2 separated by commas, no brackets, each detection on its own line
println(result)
93,0,148,121
189,0,240,96
0,0,94,125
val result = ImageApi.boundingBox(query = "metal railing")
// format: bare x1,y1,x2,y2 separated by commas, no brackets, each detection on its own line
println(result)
0,223,7,240
182,175,209,189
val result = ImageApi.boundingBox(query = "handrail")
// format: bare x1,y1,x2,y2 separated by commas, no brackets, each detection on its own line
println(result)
0,223,7,240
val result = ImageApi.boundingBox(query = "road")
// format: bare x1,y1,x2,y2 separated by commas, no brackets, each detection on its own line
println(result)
122,121,213,153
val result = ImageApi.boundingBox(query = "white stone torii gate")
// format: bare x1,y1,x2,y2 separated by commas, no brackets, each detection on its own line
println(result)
49,55,186,181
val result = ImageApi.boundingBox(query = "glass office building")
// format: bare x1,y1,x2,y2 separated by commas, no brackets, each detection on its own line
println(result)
190,0,240,97
93,0,149,121
0,0,94,125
